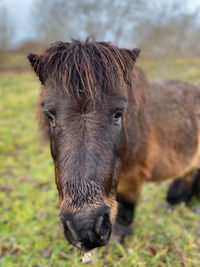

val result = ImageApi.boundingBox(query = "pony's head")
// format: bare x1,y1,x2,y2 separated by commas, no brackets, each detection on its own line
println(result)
28,40,141,251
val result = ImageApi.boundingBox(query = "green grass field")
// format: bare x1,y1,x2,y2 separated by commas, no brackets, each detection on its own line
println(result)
0,56,200,266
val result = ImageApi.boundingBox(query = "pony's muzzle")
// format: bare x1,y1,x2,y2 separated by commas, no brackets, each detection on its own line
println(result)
60,205,112,251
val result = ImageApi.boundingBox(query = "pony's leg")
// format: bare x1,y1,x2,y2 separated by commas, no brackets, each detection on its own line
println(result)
193,170,200,201
112,176,143,242
112,195,136,242
167,170,198,205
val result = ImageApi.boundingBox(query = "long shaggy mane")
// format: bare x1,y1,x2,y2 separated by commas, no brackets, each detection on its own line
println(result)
33,40,141,102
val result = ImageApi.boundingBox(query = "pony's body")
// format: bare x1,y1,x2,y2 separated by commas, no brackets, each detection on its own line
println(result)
118,68,200,204
28,41,200,250
149,80,200,180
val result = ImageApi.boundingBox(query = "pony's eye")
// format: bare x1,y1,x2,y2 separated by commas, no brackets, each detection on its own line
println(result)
113,111,123,125
115,112,122,119
45,112,56,127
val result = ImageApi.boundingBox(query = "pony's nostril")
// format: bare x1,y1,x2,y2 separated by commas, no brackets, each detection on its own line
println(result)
65,220,78,241
94,213,111,244
95,215,104,235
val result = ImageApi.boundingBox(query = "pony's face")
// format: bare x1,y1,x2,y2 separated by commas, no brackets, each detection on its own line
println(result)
41,94,126,250
28,41,140,251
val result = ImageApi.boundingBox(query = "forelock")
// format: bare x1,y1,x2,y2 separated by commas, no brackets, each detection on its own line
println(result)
41,40,138,103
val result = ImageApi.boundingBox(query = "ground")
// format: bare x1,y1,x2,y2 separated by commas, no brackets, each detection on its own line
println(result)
0,56,200,266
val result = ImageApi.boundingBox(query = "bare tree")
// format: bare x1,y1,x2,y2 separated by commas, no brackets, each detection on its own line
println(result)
134,0,200,57
75,0,146,46
0,5,15,50
32,0,75,43
32,0,148,44
32,0,200,57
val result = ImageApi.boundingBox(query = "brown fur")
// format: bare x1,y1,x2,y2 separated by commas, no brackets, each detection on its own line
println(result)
29,40,200,207
29,41,143,209
28,40,200,249
118,77,200,203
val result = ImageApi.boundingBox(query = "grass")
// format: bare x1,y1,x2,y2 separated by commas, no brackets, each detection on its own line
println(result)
0,52,29,71
0,56,200,266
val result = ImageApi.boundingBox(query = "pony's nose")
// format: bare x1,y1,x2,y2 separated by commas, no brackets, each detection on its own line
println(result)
60,205,112,251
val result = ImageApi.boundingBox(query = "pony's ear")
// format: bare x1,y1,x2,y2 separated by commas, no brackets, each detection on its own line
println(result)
131,48,141,60
120,48,141,63
27,53,46,84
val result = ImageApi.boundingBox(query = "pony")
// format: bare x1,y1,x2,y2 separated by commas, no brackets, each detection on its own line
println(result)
28,40,200,251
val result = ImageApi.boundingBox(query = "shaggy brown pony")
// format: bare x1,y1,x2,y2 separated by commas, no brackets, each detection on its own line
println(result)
28,40,200,251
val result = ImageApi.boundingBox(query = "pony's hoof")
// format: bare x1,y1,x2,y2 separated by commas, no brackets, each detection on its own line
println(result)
110,222,131,243
110,232,124,243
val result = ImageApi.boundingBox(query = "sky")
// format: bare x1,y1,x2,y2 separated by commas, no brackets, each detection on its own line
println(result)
1,0,200,46
0,0,35,45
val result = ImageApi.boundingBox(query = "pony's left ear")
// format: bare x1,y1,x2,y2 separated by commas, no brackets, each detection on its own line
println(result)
120,48,141,63
131,48,141,60
27,53,46,84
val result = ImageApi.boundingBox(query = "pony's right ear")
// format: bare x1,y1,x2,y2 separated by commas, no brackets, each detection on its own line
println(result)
27,53,45,84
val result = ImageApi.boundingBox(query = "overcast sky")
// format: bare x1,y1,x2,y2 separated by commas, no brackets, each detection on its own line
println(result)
0,0,35,44
1,0,200,45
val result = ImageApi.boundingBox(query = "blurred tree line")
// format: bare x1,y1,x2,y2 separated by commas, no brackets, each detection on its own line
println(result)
0,5,15,50
1,0,200,57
